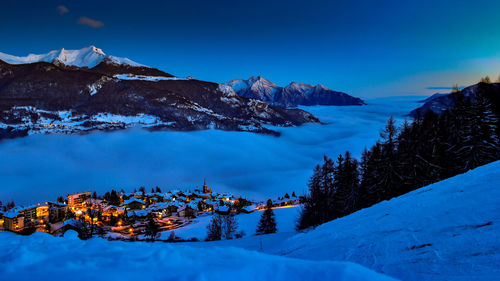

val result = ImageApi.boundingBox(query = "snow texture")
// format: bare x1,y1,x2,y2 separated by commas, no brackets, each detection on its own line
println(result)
0,231,394,281
262,161,499,280
113,74,185,81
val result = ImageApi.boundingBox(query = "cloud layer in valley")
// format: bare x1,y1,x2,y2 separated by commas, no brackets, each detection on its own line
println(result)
0,97,420,205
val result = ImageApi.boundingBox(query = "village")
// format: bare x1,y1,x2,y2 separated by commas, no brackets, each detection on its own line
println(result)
0,180,300,240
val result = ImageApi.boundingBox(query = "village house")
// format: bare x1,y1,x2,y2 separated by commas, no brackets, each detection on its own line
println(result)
3,207,25,232
102,205,125,223
67,191,91,210
21,206,38,227
178,202,197,218
122,197,146,210
47,202,68,223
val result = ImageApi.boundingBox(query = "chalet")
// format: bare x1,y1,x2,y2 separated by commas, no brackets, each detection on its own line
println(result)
85,198,105,211
215,205,230,215
146,193,164,203
178,205,196,218
122,198,145,210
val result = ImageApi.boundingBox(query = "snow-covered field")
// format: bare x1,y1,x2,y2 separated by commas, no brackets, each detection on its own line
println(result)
0,96,420,204
216,161,499,281
172,206,300,240
0,230,394,281
0,160,498,280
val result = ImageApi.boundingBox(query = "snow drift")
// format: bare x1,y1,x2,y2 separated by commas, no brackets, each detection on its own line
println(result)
0,230,395,281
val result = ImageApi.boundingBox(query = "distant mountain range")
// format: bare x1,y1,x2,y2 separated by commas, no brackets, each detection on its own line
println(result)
409,82,500,117
226,76,365,108
0,46,319,138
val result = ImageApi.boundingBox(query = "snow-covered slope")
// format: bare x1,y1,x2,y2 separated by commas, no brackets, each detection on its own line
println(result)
0,231,395,281
273,161,500,280
0,46,142,68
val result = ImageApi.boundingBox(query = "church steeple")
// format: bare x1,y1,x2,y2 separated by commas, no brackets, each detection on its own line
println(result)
202,179,211,193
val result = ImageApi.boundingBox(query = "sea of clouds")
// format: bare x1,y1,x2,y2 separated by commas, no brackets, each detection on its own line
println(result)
0,96,422,205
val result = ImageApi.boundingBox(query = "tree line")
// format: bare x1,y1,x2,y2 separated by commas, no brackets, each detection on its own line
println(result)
298,82,500,230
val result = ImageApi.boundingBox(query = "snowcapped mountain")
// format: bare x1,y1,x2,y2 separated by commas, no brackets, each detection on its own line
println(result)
226,76,365,107
0,52,319,139
0,46,142,68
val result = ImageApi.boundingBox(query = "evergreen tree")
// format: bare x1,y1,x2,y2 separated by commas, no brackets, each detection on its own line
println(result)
297,164,323,230
331,151,360,218
145,215,160,241
378,117,403,198
256,199,277,235
480,76,491,83
359,143,384,208
155,186,162,193
106,190,120,206
139,187,146,196
454,91,499,171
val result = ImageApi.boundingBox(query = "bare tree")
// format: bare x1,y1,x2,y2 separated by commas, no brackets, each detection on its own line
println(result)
222,214,238,240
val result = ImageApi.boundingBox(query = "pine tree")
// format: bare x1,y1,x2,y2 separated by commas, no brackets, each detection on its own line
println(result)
331,151,360,219
256,199,277,235
297,164,323,230
145,215,160,241
480,76,491,83
378,117,403,198
454,91,499,171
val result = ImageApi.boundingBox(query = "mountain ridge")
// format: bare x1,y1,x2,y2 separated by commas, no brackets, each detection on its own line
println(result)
0,49,320,139
226,76,365,108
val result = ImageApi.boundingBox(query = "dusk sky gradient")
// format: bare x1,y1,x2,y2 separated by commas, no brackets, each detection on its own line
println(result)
2,0,500,98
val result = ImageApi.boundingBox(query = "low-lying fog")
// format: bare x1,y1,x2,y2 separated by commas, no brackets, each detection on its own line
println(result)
0,96,422,205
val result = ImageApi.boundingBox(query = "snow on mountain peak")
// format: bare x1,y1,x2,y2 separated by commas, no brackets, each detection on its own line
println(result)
0,46,143,68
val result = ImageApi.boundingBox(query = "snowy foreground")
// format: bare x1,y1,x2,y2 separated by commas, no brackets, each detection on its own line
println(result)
1,161,499,280
0,232,394,281
266,161,500,280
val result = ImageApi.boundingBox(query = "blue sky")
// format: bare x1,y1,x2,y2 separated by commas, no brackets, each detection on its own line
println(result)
1,0,500,98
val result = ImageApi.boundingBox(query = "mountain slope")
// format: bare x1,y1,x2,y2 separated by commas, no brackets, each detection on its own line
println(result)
274,161,500,280
0,58,319,137
409,82,500,117
226,76,365,107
